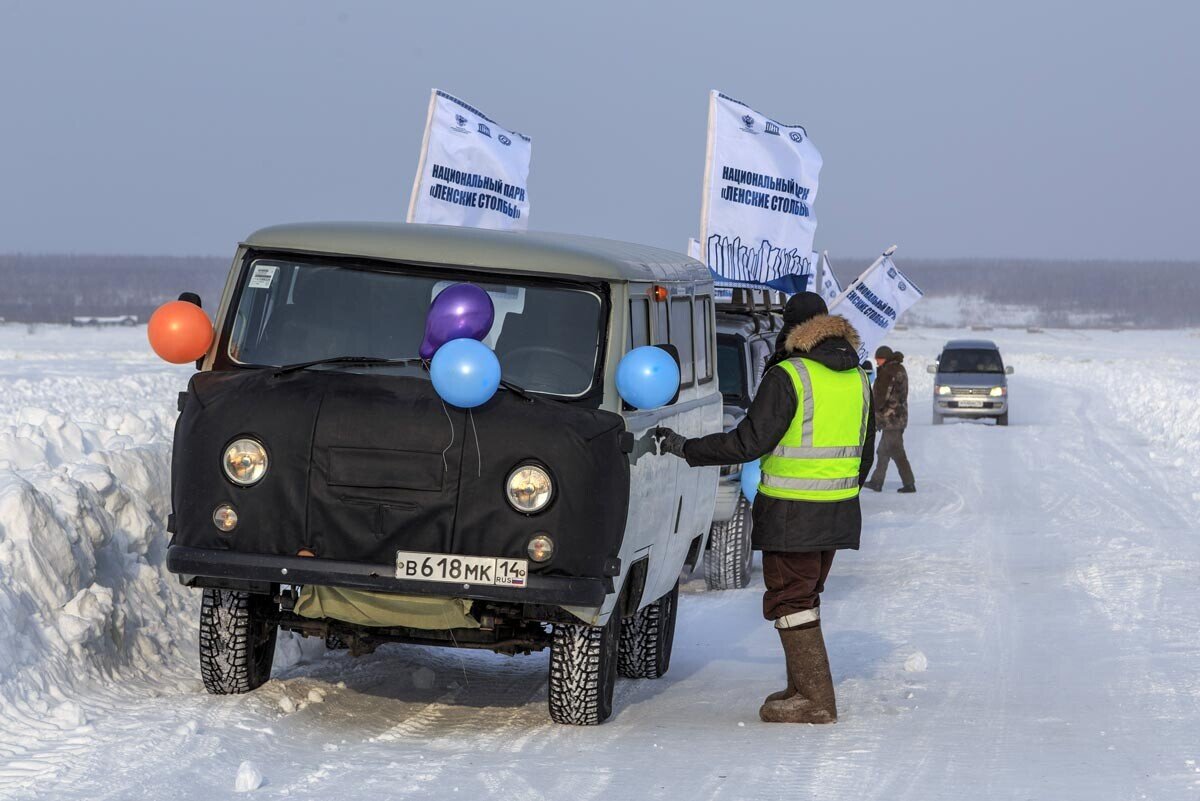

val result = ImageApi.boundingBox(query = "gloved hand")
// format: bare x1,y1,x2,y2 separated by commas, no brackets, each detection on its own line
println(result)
653,427,688,458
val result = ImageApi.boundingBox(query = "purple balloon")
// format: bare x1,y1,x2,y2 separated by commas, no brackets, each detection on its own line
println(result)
419,284,495,359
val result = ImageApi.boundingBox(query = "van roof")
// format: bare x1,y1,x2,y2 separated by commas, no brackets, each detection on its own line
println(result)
242,222,711,284
943,339,999,350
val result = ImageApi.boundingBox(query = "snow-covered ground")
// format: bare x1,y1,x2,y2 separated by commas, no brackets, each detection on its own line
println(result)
1,324,1198,800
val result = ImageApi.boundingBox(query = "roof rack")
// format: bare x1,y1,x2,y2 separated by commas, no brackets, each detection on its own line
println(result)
714,287,787,314
714,287,785,334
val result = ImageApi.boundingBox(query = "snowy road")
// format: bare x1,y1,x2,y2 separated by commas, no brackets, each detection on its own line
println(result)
1,326,1198,799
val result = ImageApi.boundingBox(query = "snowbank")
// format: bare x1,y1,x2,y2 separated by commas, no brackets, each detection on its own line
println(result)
0,328,198,749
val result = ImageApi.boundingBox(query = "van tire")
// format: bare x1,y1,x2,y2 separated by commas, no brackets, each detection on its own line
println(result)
705,494,753,590
548,610,622,725
996,412,1009,426
932,412,944,425
199,588,278,695
618,581,680,679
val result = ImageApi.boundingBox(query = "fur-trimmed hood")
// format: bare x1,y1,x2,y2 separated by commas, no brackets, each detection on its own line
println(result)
768,313,863,373
783,314,861,355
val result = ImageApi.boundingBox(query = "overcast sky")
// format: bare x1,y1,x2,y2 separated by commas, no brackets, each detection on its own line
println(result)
1,1,1196,259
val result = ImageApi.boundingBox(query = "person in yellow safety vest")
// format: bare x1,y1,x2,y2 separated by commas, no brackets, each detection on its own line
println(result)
655,292,875,724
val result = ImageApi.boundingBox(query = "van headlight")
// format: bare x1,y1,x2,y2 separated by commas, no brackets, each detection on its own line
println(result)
223,438,268,486
506,464,553,514
936,385,951,396
989,386,1006,397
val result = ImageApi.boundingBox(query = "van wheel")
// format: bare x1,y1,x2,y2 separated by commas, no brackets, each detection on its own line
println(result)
548,610,621,725
932,412,944,425
705,494,753,590
618,581,680,679
996,412,1009,426
199,588,278,695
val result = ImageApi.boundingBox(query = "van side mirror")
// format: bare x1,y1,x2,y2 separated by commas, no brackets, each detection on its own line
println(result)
926,364,938,374
178,293,204,367
1005,365,1014,375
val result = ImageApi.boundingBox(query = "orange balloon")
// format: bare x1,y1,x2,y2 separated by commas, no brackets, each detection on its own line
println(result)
147,301,214,364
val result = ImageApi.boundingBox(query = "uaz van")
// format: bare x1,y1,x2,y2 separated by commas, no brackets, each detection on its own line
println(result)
164,223,721,725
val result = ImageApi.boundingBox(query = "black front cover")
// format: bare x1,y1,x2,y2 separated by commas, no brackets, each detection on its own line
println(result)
171,369,629,579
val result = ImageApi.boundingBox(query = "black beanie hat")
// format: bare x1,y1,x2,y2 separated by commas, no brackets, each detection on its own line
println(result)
782,292,828,327
875,345,894,360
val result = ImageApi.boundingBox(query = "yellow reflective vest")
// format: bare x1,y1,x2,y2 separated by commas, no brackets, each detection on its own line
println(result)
758,357,871,502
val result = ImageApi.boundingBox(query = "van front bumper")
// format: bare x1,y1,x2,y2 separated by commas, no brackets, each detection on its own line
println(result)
167,545,608,607
935,395,1008,417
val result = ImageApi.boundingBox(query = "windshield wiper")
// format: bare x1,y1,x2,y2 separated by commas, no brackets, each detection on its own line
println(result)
274,356,422,376
499,379,535,402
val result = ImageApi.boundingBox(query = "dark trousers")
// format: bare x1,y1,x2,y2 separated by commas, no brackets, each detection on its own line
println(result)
762,550,835,620
869,428,915,488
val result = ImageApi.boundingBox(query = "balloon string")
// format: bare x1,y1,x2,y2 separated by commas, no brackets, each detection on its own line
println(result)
468,409,482,478
440,399,454,473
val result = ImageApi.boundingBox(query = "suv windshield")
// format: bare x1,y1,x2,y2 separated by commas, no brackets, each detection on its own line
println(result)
226,258,604,397
938,348,1004,374
717,336,746,401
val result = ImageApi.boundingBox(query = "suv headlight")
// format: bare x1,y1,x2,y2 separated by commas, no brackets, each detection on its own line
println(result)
223,438,268,486
506,464,553,514
989,386,1006,397
937,385,951,396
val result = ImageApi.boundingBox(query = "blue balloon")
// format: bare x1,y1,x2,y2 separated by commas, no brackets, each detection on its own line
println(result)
616,346,681,410
430,338,501,408
740,459,762,503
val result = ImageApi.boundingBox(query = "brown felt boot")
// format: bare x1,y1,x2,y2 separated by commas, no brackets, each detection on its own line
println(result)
759,623,837,724
762,625,799,703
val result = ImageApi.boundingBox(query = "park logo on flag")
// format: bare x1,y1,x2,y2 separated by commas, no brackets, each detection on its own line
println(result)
699,91,822,293
407,90,532,231
816,251,843,304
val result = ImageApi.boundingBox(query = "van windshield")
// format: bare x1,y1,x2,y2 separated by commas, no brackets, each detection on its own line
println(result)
226,259,604,397
938,348,1004,374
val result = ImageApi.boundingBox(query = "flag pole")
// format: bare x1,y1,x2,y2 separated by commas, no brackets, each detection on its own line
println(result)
406,89,438,223
696,90,717,268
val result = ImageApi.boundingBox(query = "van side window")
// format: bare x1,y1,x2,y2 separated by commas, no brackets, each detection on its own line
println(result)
652,295,669,345
694,296,713,383
629,298,650,349
669,297,694,386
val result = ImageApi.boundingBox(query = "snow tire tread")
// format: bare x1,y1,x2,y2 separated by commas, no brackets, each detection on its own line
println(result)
548,614,619,726
705,495,753,590
198,588,277,695
618,582,678,679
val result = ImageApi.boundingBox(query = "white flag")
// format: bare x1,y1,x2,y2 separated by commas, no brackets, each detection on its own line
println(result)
687,238,702,261
407,90,531,230
699,91,822,293
816,251,842,303
829,250,923,363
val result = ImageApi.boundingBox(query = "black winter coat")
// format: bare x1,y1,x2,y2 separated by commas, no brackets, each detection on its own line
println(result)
682,314,875,552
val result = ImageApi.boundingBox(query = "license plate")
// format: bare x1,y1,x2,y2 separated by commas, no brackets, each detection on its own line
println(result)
958,399,984,408
394,550,528,588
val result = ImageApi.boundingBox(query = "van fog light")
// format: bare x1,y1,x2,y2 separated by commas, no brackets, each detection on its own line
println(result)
527,534,555,563
213,504,238,532
223,438,268,486
506,464,553,513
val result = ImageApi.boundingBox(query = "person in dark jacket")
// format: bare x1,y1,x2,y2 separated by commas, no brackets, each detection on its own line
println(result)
864,345,916,493
654,292,874,724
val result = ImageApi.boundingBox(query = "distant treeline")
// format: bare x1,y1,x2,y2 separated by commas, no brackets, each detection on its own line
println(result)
0,254,228,322
0,253,1196,328
851,257,1200,328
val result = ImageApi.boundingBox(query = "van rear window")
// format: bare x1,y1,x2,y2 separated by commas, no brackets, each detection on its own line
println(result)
226,259,604,397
